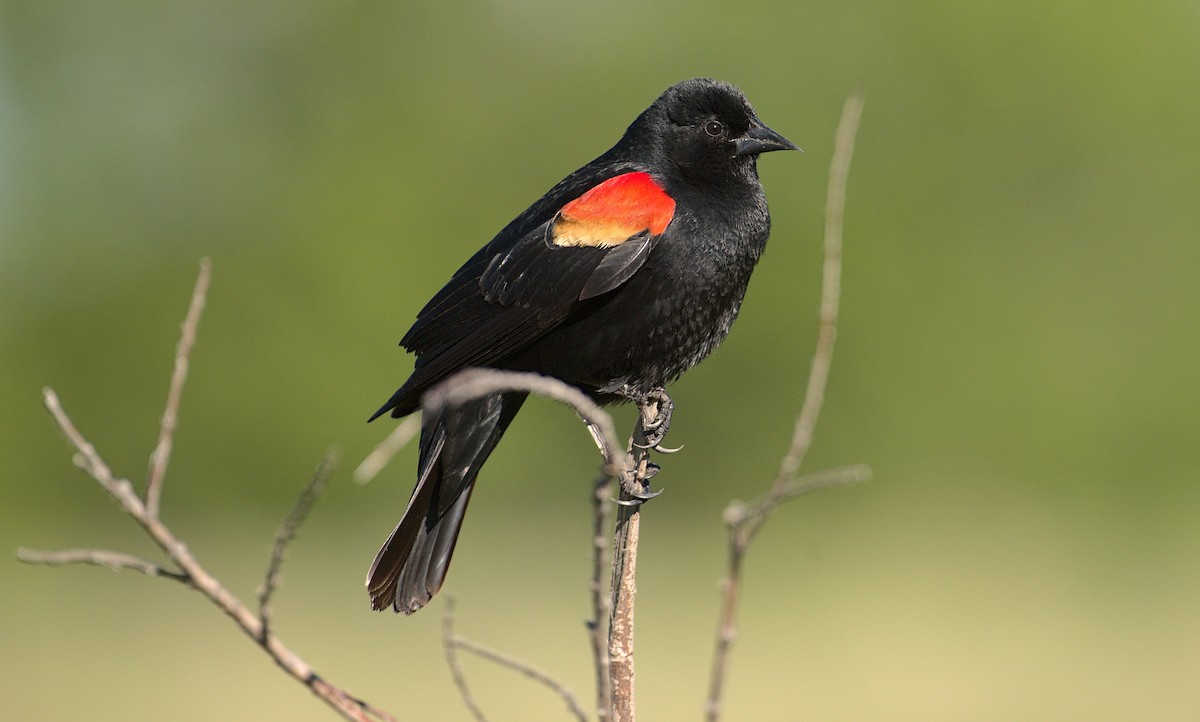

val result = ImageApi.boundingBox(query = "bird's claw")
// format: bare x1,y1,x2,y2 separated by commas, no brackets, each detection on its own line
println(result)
616,494,659,507
615,486,663,505
631,440,684,454
617,468,662,503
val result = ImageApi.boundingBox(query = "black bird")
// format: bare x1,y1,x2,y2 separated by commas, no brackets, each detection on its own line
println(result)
368,78,798,614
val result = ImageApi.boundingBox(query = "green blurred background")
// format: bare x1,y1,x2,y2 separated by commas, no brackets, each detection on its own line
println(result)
3,1,1199,720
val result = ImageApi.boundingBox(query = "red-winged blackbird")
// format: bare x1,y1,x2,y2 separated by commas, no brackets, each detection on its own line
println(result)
367,78,797,614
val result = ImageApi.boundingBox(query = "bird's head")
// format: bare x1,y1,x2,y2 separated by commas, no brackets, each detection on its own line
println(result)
624,78,799,184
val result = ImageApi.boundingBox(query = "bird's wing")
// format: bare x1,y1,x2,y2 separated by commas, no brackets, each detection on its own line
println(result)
373,172,675,418
479,171,675,303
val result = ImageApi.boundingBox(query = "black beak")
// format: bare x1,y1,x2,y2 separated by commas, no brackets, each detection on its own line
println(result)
734,121,800,156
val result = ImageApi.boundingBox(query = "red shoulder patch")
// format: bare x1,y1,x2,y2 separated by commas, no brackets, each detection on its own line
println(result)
552,172,676,248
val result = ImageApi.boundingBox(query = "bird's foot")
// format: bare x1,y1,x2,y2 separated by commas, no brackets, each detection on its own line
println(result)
617,465,663,504
633,387,674,450
604,386,679,503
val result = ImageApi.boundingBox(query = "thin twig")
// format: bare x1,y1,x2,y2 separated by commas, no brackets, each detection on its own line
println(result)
423,368,623,478
769,93,863,495
443,597,490,722
17,547,189,582
732,464,872,541
354,414,420,484
259,449,340,638
589,468,615,720
704,93,866,722
146,257,211,518
43,388,136,506
443,598,589,722
455,639,589,722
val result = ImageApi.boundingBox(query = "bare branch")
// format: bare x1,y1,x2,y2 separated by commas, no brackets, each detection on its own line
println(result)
705,93,867,722
40,392,393,721
422,368,623,475
354,414,420,484
17,547,189,582
146,257,211,518
29,264,398,722
259,449,339,638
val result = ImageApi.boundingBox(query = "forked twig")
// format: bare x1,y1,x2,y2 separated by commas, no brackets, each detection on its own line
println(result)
20,261,398,722
704,93,868,722
442,597,588,722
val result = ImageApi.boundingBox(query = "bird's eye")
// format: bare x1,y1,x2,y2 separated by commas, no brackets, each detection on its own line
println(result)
703,120,724,138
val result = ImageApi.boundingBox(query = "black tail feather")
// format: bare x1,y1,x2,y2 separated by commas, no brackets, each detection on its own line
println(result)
366,392,527,613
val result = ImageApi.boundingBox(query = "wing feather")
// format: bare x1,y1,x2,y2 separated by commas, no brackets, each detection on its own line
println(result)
579,232,654,300
377,172,674,419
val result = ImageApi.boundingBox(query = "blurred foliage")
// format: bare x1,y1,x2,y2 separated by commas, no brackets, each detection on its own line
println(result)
3,1,1199,720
